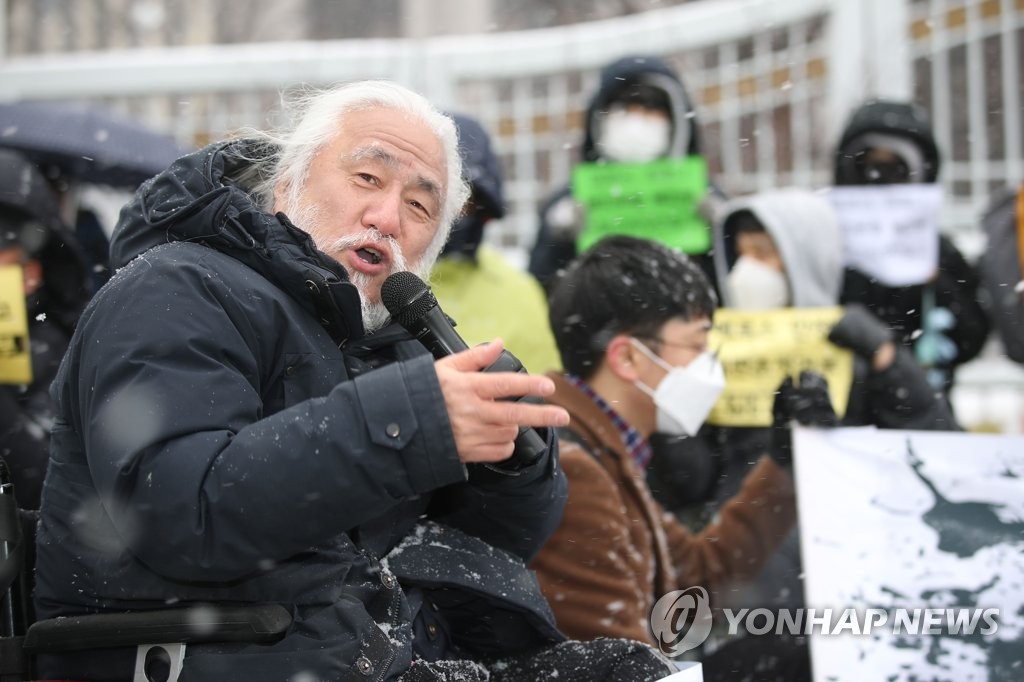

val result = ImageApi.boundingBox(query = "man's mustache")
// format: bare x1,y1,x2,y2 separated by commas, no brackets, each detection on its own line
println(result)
322,231,401,264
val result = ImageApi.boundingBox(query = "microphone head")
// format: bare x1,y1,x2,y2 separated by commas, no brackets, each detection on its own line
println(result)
381,271,438,327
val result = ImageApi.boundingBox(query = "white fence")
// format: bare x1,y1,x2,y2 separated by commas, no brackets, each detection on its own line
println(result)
4,0,1022,255
1,0,1022,430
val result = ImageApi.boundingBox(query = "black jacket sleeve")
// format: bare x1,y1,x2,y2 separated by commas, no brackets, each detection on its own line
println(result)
0,389,49,509
979,189,1024,363
840,235,991,370
64,257,468,582
426,428,567,563
863,347,961,431
0,320,70,510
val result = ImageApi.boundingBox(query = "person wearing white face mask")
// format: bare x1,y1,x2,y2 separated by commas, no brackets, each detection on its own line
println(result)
529,236,834,678
528,54,726,295
629,339,725,437
597,104,674,164
713,187,959,430
726,255,791,310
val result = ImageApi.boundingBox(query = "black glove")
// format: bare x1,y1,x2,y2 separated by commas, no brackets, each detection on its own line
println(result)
827,303,893,361
769,370,838,467
867,346,960,430
646,432,719,511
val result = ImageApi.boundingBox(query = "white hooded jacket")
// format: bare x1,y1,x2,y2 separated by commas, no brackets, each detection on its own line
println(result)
713,187,844,309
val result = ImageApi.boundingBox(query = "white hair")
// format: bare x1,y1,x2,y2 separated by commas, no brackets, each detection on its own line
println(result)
249,80,470,265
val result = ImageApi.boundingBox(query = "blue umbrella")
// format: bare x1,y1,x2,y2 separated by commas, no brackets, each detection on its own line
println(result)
0,100,187,188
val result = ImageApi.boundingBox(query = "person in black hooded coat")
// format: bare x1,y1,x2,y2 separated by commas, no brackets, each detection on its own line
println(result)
834,98,990,396
31,81,676,682
978,184,1024,364
0,148,90,510
528,54,723,293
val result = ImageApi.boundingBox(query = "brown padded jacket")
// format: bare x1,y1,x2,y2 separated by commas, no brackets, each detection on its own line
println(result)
529,372,797,646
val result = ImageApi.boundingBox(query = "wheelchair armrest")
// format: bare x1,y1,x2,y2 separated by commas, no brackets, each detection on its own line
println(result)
22,603,292,653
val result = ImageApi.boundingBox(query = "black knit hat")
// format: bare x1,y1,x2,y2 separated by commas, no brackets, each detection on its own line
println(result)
834,99,941,184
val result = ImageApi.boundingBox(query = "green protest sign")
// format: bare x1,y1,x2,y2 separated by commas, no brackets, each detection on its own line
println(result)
571,156,710,254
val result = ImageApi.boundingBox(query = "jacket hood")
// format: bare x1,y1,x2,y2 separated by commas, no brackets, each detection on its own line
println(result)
0,147,89,333
442,112,505,259
834,99,941,184
449,113,504,220
109,138,363,341
582,54,701,162
714,188,843,308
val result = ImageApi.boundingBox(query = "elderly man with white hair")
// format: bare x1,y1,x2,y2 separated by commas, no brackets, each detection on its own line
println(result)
32,81,675,681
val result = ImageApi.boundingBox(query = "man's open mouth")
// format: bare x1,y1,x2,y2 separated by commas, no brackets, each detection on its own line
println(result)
356,247,383,265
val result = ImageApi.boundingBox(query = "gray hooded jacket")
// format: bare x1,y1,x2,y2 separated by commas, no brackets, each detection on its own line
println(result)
712,186,957,430
713,187,843,309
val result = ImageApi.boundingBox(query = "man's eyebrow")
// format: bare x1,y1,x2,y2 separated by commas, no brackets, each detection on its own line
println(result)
414,176,443,210
348,144,398,167
347,144,442,209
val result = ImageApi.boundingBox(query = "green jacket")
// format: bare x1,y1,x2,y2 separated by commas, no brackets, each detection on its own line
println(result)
431,246,562,374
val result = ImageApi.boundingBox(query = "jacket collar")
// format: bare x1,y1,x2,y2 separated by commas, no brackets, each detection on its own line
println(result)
546,372,634,467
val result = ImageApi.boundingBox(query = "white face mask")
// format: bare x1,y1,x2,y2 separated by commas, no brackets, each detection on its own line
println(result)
598,109,671,163
728,256,790,310
631,339,726,436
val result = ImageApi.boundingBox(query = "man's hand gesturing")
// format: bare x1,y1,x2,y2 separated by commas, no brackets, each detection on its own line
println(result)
434,339,570,464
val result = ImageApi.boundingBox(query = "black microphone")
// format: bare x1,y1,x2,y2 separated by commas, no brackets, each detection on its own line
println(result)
381,271,547,470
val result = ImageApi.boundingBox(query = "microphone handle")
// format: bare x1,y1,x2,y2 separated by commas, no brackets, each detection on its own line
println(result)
483,351,548,470
406,307,547,470
411,307,470,357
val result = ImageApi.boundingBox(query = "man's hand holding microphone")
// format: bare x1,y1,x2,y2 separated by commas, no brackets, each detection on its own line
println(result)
381,271,569,468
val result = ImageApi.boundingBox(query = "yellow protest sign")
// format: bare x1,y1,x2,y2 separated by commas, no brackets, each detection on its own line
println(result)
707,307,853,427
0,265,32,385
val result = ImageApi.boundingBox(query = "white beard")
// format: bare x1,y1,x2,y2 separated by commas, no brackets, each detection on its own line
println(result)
283,199,435,333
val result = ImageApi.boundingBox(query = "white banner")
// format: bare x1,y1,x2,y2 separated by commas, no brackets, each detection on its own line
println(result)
826,185,943,286
793,426,1024,681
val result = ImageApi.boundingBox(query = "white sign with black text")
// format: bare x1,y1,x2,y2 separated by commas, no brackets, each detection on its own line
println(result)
826,184,943,286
